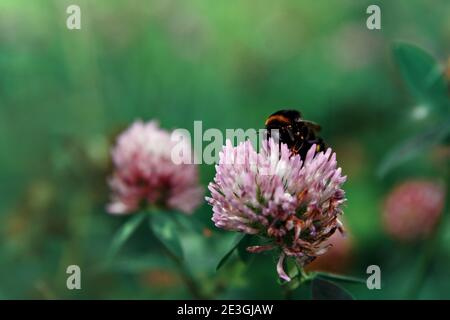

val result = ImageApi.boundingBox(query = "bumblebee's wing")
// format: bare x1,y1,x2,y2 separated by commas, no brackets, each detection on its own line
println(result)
302,120,321,133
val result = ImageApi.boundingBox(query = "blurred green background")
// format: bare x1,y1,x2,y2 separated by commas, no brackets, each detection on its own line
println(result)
0,0,449,299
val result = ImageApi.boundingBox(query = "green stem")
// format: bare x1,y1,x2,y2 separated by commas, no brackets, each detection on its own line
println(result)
406,229,439,299
282,284,295,300
148,210,206,299
282,264,315,300
160,243,206,299
407,176,450,299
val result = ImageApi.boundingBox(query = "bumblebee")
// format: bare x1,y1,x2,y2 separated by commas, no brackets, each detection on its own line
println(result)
265,109,325,159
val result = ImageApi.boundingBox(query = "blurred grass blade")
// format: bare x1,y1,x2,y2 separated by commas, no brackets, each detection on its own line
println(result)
316,272,366,284
377,119,450,177
393,42,449,110
107,212,146,262
149,212,184,260
216,234,247,271
311,278,354,300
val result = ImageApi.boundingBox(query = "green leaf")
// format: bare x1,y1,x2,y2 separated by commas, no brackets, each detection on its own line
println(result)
316,272,366,284
311,278,354,300
216,234,246,271
237,234,255,263
174,212,204,233
149,212,184,260
393,42,449,109
377,119,450,177
107,212,147,262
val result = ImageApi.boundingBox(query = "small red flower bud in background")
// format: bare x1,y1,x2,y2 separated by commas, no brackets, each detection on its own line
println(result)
383,180,446,242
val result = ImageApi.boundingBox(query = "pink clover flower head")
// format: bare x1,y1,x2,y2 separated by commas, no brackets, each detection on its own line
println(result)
107,120,203,215
206,139,347,281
